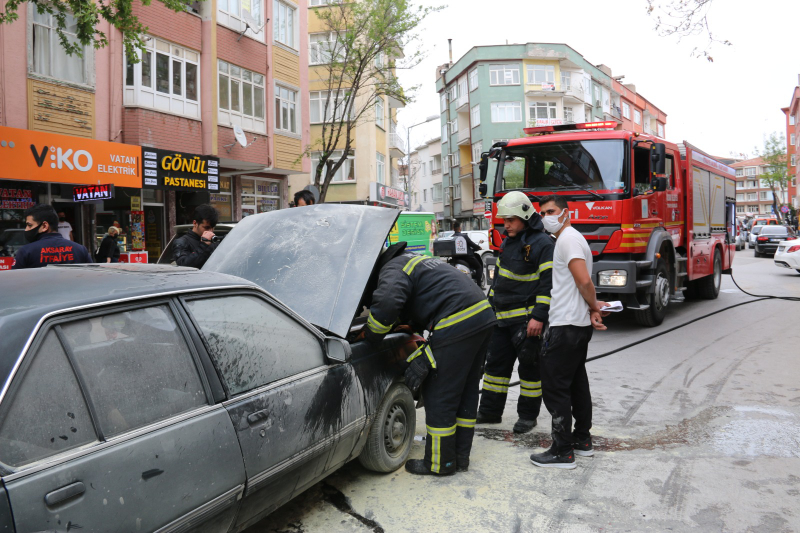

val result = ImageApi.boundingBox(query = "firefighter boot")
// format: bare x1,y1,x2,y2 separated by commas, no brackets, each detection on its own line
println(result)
405,459,456,476
456,455,470,472
513,418,537,434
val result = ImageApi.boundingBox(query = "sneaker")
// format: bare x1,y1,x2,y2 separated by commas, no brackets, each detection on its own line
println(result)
512,418,537,434
405,459,456,476
476,412,502,424
529,450,576,469
573,437,594,457
456,455,469,472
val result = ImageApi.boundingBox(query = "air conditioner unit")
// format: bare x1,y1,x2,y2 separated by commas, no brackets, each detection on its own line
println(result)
595,100,601,107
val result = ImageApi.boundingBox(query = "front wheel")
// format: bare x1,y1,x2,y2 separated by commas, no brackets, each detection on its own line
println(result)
696,249,722,300
634,259,670,327
358,383,416,473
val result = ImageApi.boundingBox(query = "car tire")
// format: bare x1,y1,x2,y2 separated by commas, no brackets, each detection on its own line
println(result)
634,259,670,327
452,258,481,287
696,248,722,300
358,383,415,473
754,248,761,257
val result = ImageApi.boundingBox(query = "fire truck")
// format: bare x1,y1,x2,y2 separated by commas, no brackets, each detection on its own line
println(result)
478,121,737,327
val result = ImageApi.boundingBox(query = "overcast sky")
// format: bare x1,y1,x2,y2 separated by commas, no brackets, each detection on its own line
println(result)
396,0,800,160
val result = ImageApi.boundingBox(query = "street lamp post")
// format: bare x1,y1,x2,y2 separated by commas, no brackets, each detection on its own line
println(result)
405,114,439,192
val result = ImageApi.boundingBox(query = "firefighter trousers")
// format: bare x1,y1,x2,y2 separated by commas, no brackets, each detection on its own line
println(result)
478,324,543,420
422,328,492,474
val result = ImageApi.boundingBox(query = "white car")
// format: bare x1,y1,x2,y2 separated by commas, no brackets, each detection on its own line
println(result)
774,238,800,274
748,225,764,249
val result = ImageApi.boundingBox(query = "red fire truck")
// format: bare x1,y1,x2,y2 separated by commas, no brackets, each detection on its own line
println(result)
478,121,737,326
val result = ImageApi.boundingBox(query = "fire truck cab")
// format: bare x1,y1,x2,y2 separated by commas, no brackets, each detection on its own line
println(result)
479,121,736,327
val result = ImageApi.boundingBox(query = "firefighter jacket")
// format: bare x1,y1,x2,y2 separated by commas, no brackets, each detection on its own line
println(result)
365,252,496,349
488,214,554,327
173,230,219,268
12,233,92,269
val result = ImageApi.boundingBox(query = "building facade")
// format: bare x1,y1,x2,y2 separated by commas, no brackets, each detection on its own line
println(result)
781,77,800,209
434,43,667,230
289,1,406,208
408,136,442,221
731,157,794,217
0,0,310,263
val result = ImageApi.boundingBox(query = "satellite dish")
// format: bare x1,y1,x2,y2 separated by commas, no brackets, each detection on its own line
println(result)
233,125,248,148
303,185,320,203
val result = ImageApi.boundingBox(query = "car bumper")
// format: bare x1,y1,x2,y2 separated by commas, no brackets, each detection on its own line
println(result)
774,250,800,269
755,243,783,254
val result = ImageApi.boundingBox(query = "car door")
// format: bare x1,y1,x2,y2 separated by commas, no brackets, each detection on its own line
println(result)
181,291,364,532
0,301,246,533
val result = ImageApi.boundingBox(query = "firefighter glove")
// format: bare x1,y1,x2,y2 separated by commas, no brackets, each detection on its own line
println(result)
404,357,430,395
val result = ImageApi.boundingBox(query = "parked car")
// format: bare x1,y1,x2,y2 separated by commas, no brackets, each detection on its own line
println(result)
0,229,25,258
774,238,800,273
748,225,764,249
753,225,797,257
0,206,418,533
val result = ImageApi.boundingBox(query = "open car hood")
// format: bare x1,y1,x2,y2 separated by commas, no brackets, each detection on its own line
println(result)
203,204,399,338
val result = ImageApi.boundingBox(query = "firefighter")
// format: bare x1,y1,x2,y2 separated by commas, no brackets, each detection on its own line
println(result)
363,242,495,475
476,191,554,434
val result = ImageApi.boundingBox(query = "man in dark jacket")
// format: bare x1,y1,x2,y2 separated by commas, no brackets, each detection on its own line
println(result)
173,204,220,268
96,226,121,263
477,191,554,434
364,243,495,476
12,204,92,269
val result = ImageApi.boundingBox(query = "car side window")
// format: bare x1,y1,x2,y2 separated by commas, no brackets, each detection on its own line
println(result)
61,305,207,438
0,331,98,468
186,295,325,396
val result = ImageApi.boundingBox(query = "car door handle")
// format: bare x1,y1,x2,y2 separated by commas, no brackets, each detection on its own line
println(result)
45,482,85,506
247,409,270,426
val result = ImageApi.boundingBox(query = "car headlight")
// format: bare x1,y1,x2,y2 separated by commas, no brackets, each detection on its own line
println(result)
598,269,627,287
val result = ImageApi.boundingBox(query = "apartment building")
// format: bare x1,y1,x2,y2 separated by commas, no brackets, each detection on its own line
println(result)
408,136,443,222
0,0,310,262
781,77,800,209
291,1,406,208
731,157,794,216
434,43,667,230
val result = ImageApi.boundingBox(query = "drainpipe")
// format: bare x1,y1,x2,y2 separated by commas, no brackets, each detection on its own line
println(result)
444,39,455,226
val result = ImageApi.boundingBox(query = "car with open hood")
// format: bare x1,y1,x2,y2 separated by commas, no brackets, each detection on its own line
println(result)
0,205,418,533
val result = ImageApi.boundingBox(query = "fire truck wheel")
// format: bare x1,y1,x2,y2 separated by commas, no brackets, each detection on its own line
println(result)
696,249,722,300
634,259,670,327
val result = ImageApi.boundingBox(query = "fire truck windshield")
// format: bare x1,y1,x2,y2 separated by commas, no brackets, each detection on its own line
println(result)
496,139,627,197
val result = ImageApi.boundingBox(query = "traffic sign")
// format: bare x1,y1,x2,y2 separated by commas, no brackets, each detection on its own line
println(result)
781,205,790,213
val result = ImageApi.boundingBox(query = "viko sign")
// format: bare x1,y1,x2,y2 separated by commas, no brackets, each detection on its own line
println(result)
142,148,220,192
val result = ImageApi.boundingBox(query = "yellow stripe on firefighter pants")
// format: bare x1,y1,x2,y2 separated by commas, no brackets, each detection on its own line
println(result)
519,379,542,398
482,373,510,394
367,312,392,335
427,424,457,473
435,299,492,329
456,418,476,428
406,344,436,369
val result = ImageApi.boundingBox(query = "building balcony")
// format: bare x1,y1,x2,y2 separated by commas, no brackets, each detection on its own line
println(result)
389,132,406,158
459,164,474,178
562,84,585,104
457,128,470,145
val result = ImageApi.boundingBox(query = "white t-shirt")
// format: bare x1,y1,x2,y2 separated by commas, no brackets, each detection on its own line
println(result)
549,226,593,327
57,221,73,240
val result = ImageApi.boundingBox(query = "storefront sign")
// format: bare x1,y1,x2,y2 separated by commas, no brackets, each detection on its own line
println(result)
73,184,114,202
1,187,35,209
130,211,145,251
0,258,13,270
142,148,219,192
369,182,410,208
131,196,141,211
0,126,142,188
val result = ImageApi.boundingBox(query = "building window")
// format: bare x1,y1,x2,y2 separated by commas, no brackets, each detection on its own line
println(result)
440,93,446,112
310,150,355,182
657,123,665,138
791,134,796,146
469,68,479,91
622,102,630,119
760,191,773,201
310,32,338,64
471,141,482,164
31,10,90,85
564,107,574,123
218,60,266,133
433,183,443,201
747,180,756,188
735,169,743,177
792,154,797,167
471,104,480,127
274,0,297,49
125,37,200,118
423,189,427,202
791,114,796,126
453,183,461,199
450,116,458,134
376,98,385,129
745,167,757,177
450,151,460,167
593,85,600,106
241,177,281,216
375,52,384,69
736,205,745,213
458,77,468,100
491,102,522,123
633,109,641,125
560,71,571,91
442,125,448,143
275,85,298,134
310,90,349,123
489,65,520,86
526,64,555,85
747,193,757,201
431,154,442,173
529,101,557,121
376,152,386,184
736,194,744,202
218,0,263,39
421,162,426,176
309,0,341,5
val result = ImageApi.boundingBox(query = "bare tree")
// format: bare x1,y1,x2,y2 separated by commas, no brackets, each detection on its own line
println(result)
646,0,730,61
306,0,439,202
755,133,790,222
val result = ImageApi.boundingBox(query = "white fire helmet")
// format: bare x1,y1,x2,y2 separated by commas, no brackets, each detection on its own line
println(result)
496,191,534,221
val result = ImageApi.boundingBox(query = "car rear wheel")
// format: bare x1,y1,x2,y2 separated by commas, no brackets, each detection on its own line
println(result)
358,383,415,473
696,249,722,300
634,259,670,327
754,248,761,257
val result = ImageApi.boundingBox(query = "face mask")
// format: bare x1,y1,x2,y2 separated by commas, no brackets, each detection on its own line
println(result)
59,217,66,222
24,225,42,243
542,209,567,234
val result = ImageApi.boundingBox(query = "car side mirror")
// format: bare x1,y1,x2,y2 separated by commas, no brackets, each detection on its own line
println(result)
478,152,489,184
478,183,487,197
650,177,668,192
651,143,666,175
325,337,352,363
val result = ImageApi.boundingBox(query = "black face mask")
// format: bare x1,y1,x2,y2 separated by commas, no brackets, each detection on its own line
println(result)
24,225,42,243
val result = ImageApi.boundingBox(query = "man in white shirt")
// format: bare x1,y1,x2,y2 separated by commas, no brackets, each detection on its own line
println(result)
530,195,609,470
56,211,74,241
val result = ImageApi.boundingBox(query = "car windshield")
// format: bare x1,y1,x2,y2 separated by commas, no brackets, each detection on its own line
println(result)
751,226,763,235
761,226,790,235
440,231,454,238
500,140,626,193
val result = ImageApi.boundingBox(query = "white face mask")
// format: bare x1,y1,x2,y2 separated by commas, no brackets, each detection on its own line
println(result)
542,209,567,234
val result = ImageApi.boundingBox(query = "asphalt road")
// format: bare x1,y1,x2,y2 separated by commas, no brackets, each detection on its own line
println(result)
246,251,800,533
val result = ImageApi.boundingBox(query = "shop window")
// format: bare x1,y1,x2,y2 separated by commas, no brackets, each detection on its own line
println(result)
124,37,200,119
30,9,92,86
210,176,233,221
275,85,298,134
218,0,264,41
218,60,266,134
310,151,355,182
274,0,298,49
241,177,281,216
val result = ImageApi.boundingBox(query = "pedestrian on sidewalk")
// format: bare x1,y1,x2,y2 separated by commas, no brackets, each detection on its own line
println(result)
476,191,554,434
12,205,92,269
96,226,121,263
173,204,219,268
529,195,609,470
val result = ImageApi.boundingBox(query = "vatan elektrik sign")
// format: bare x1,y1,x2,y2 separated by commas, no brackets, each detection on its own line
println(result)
73,184,114,202
142,148,220,192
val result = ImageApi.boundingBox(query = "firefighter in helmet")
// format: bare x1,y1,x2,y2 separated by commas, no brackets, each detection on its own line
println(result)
476,191,554,433
363,242,495,475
